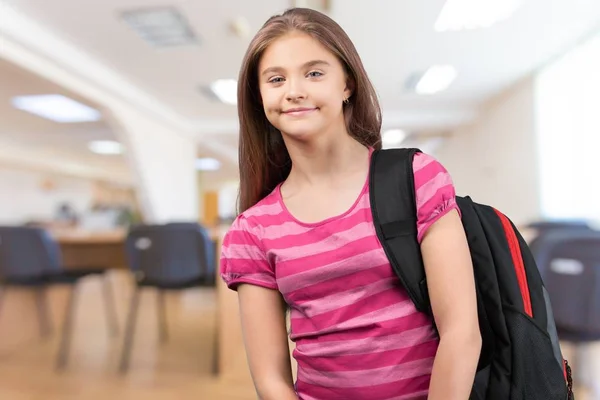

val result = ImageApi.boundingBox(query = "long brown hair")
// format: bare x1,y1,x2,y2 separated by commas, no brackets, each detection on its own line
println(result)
237,7,382,214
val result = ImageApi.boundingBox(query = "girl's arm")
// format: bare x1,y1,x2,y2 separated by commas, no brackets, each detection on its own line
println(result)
237,284,298,400
421,209,482,400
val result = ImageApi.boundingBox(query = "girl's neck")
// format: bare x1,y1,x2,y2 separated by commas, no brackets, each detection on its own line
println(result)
283,131,370,189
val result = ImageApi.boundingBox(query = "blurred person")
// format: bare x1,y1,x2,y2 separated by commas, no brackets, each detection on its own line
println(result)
219,8,480,400
54,202,78,226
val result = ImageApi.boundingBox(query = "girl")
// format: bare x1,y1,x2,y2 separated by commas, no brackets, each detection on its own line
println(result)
220,7,481,400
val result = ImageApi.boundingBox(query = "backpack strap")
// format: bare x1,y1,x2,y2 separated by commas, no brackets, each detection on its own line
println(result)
369,147,431,314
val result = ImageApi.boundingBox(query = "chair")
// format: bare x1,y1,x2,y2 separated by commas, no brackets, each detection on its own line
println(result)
529,229,600,341
529,229,600,396
0,226,119,369
527,219,592,238
119,223,215,372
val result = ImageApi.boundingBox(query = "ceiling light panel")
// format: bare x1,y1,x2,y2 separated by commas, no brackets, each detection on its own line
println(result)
11,94,101,123
415,65,458,95
120,7,199,48
434,0,523,32
88,140,124,155
196,158,221,171
205,79,238,105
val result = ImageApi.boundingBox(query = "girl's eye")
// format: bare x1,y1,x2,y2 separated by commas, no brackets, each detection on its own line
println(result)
307,71,323,78
268,77,284,84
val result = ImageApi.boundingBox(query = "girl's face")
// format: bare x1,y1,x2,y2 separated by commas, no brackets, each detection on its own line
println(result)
258,31,351,143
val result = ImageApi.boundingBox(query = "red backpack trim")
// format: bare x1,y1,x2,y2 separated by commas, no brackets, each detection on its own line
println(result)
494,208,533,318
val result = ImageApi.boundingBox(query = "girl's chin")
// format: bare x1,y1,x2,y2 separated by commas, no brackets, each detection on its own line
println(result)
280,127,321,141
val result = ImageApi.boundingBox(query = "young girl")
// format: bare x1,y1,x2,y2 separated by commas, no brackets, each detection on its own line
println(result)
220,8,481,400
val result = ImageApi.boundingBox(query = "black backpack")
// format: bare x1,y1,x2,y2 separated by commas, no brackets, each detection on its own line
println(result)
369,148,574,400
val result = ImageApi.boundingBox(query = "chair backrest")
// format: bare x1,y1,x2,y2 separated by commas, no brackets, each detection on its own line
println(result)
125,223,215,285
0,226,62,280
527,220,591,231
530,229,600,337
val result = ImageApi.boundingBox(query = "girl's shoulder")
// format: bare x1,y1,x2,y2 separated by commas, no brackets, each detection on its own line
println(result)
227,187,282,237
412,151,455,193
412,151,450,177
220,189,282,291
410,152,459,242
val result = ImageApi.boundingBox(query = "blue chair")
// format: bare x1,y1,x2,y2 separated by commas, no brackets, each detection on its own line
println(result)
527,220,591,231
119,223,215,372
529,228,600,396
529,229,600,342
0,226,119,369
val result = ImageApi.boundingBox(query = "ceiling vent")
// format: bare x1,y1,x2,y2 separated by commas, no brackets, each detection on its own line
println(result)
120,7,199,48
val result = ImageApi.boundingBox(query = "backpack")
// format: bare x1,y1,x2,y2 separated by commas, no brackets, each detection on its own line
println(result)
369,147,574,400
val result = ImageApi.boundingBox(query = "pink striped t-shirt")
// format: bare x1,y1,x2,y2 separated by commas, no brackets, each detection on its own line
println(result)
220,151,460,400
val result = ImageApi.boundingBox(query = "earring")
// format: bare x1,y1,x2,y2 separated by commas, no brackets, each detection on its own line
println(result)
343,97,350,104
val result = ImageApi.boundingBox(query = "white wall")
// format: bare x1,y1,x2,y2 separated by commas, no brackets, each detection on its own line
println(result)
0,166,94,225
218,180,240,220
435,76,541,225
534,31,600,223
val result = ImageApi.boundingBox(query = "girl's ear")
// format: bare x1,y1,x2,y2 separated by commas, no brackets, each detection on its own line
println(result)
344,76,356,100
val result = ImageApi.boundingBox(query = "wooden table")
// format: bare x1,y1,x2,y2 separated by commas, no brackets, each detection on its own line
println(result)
53,227,224,271
53,230,129,270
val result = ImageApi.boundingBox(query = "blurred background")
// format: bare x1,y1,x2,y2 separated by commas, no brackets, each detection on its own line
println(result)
0,0,598,399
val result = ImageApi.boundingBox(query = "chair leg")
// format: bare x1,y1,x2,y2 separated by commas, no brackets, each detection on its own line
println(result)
34,286,53,339
212,306,219,376
119,286,141,373
157,289,168,344
0,286,5,323
56,285,79,370
102,273,119,337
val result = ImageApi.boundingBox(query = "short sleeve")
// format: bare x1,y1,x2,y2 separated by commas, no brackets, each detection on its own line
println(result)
412,152,461,243
220,215,277,291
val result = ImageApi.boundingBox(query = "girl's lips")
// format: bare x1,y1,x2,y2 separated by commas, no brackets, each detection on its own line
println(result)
282,107,318,116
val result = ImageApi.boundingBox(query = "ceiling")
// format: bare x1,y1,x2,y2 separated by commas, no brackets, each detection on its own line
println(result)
0,57,133,183
0,0,599,182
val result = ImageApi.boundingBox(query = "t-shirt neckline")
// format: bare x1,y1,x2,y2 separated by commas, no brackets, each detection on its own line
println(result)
275,147,373,227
